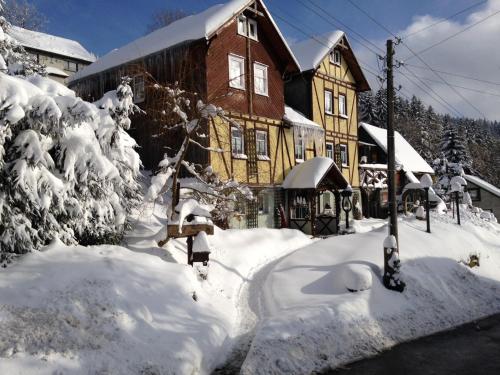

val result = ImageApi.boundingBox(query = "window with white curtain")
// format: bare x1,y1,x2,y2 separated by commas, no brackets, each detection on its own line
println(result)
325,90,333,114
231,127,244,156
326,142,334,159
339,94,347,116
253,62,268,96
256,130,268,157
229,54,245,89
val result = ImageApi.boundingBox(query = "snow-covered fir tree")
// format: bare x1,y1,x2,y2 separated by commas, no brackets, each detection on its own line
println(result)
440,117,470,167
0,10,142,257
358,87,500,187
94,77,143,220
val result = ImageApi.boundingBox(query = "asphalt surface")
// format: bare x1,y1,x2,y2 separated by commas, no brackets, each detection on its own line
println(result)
322,313,500,375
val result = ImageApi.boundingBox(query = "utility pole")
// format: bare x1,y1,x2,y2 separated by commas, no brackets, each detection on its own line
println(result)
386,39,398,242
383,39,405,292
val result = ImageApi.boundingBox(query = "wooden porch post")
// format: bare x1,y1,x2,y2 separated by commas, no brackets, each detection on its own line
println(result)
334,190,341,234
310,190,317,236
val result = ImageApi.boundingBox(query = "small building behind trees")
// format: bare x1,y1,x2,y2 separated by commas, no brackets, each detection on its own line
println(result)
9,26,95,84
358,122,435,218
463,175,500,218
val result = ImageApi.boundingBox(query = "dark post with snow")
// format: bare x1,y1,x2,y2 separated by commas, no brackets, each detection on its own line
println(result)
383,39,405,292
386,39,398,242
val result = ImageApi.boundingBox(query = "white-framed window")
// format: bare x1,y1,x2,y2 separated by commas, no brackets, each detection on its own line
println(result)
340,144,348,166
339,94,347,117
256,130,268,157
326,142,334,159
132,74,145,103
231,127,244,156
295,134,305,161
237,14,258,40
237,15,247,36
325,90,333,114
248,18,258,40
66,61,78,72
253,62,268,96
228,54,245,90
329,49,341,65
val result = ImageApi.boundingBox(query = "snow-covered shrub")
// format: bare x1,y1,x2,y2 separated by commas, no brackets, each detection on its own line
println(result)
94,77,143,216
0,15,143,255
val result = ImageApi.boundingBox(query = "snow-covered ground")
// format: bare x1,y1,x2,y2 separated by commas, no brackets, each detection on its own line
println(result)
241,212,500,374
0,204,312,374
1,203,499,375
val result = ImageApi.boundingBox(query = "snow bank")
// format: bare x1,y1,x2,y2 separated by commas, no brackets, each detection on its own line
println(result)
0,203,313,374
242,215,500,374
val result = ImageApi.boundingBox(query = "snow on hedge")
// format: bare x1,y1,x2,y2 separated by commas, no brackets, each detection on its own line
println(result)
242,214,500,374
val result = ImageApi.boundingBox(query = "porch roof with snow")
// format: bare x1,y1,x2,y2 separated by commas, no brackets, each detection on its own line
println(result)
464,175,500,198
9,26,96,63
282,157,348,190
360,122,434,174
290,31,370,91
283,105,324,132
70,0,300,82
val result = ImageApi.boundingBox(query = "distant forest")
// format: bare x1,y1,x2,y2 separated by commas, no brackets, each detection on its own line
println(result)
358,89,500,187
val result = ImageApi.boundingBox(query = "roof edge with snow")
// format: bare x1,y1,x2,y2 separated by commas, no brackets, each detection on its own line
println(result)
464,175,500,198
70,0,300,83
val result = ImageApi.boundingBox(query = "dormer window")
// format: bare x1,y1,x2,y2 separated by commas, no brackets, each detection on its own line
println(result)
248,18,258,40
237,14,258,41
329,50,341,65
237,15,247,36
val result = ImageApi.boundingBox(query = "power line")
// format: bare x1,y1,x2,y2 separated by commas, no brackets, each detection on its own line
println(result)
406,9,500,58
405,74,500,98
402,0,488,39
346,0,486,118
297,0,384,55
397,67,464,116
270,6,461,116
403,63,500,87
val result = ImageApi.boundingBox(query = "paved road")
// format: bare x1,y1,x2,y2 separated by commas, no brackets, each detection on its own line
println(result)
323,313,500,375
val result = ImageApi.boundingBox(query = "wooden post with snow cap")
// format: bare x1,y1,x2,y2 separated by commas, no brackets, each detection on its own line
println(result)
450,176,467,226
383,235,405,292
383,40,405,292
420,174,433,234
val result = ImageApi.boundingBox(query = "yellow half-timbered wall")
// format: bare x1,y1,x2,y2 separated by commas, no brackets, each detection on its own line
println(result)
310,48,360,188
208,112,296,187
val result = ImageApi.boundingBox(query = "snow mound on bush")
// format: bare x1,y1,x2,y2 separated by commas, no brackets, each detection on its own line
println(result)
342,264,372,292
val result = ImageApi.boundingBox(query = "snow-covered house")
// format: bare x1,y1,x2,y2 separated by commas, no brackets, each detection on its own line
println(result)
358,122,435,218
284,31,371,216
69,0,307,230
463,175,500,218
9,26,95,84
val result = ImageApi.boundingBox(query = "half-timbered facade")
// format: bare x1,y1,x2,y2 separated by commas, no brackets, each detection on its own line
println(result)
69,0,306,229
285,31,371,212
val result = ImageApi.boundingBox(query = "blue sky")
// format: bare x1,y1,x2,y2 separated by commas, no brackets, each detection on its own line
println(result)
29,0,500,120
32,0,478,57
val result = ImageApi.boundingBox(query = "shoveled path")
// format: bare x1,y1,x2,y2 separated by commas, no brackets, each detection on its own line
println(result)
323,313,500,375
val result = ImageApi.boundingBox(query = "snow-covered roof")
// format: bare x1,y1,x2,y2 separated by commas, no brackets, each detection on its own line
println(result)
291,31,344,71
464,175,500,198
70,0,299,82
9,26,96,63
284,105,323,131
282,157,347,189
360,122,434,174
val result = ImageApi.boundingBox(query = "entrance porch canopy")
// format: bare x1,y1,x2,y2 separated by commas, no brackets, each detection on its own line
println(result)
283,157,348,191
282,157,349,236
